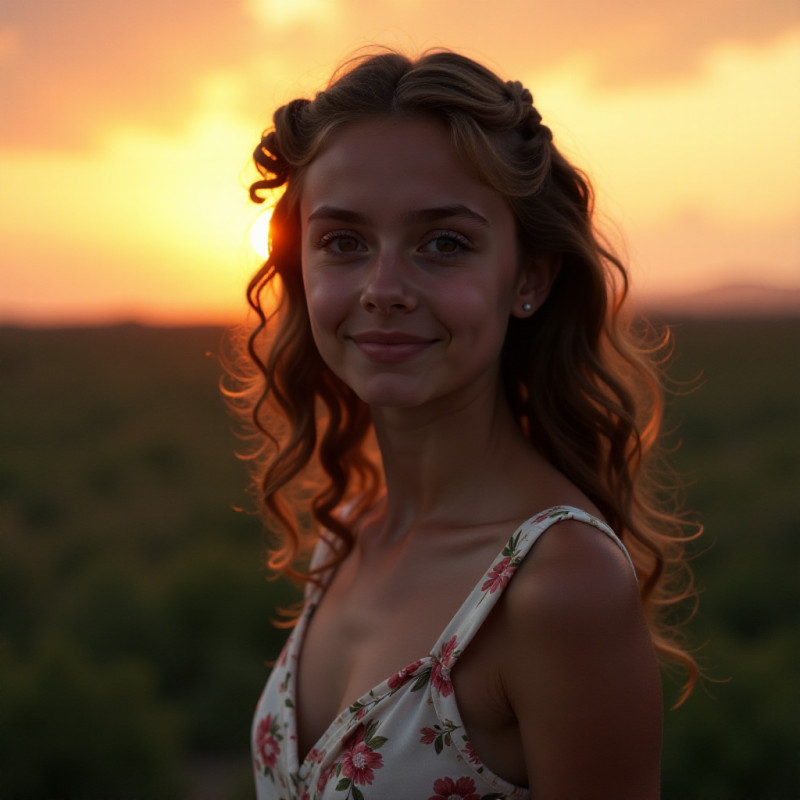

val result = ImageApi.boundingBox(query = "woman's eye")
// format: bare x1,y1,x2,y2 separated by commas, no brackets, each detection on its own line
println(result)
317,231,365,254
420,232,471,256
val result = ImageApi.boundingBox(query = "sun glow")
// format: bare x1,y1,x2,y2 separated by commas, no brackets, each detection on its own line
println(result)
2,3,798,325
248,208,274,260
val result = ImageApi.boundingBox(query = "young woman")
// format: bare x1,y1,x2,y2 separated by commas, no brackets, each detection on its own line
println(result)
240,50,697,800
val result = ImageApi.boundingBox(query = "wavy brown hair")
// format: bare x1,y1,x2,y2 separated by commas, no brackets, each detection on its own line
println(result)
229,49,699,699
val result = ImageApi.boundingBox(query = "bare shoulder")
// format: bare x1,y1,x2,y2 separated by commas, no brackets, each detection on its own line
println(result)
504,517,641,628
497,518,663,799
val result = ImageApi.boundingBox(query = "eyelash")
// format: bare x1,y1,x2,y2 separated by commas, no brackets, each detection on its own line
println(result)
313,229,475,258
316,230,364,253
421,230,473,256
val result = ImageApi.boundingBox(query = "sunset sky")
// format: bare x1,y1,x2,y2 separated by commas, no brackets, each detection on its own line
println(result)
1,0,798,324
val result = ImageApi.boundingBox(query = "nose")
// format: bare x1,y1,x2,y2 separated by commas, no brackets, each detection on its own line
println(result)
360,250,416,314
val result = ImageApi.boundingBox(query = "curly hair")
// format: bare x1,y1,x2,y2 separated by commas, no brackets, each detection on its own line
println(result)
229,48,699,700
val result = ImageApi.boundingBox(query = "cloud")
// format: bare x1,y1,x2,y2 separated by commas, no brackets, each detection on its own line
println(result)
336,0,800,87
2,0,797,150
558,0,800,87
531,32,800,229
244,0,341,30
0,0,251,148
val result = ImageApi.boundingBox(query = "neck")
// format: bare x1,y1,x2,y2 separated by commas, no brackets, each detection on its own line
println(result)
368,380,543,541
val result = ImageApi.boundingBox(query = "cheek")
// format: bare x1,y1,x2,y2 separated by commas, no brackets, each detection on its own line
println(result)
303,271,351,346
443,272,517,329
442,272,517,358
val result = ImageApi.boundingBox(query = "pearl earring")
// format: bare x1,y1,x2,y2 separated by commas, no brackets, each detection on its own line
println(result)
522,302,533,312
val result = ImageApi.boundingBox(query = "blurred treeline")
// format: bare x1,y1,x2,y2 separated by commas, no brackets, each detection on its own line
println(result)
0,319,797,799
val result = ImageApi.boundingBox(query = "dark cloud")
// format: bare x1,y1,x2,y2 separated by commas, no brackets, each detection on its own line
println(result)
1,0,797,149
404,0,800,87
0,0,253,147
548,0,800,87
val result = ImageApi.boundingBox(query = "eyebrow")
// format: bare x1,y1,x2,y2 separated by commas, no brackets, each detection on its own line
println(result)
306,204,490,227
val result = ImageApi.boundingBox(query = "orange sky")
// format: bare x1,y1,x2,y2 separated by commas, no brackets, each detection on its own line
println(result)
1,0,798,324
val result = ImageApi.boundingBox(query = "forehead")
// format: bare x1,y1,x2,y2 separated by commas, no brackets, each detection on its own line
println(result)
300,117,508,220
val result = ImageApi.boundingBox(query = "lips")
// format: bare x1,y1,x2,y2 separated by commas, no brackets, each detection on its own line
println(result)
349,331,437,362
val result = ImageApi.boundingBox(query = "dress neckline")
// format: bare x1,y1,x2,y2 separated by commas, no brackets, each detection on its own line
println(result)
284,505,628,774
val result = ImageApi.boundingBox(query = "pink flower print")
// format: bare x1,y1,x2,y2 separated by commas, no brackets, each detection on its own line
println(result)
529,506,570,528
420,720,458,754
464,741,482,766
420,726,437,745
340,725,384,786
431,635,459,697
254,714,281,770
427,776,481,800
316,764,334,793
388,659,424,690
531,509,554,525
481,556,516,594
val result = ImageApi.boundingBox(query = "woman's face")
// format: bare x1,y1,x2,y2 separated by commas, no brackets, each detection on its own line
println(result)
300,117,539,411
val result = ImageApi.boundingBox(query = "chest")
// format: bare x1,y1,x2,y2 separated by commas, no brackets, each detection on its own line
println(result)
294,529,512,757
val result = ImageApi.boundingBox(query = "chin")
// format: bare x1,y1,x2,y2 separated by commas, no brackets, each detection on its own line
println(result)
356,390,428,410
350,378,434,410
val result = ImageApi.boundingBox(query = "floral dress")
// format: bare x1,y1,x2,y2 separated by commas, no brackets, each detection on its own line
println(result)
252,506,636,800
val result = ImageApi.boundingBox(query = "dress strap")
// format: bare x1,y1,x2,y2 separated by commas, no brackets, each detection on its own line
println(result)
428,506,636,663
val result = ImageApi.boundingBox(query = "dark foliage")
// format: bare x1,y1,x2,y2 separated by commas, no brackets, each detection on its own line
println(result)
0,319,797,797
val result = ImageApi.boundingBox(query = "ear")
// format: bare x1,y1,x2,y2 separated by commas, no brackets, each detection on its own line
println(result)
510,254,561,318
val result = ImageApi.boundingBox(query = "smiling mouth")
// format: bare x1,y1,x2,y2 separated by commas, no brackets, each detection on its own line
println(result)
349,331,437,362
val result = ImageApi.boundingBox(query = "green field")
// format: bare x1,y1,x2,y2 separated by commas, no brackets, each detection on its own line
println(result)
0,318,798,798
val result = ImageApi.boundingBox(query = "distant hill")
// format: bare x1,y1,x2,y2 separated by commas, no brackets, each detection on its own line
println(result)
637,283,800,318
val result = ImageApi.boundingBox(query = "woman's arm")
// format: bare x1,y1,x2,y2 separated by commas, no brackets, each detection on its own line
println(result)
501,520,663,799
